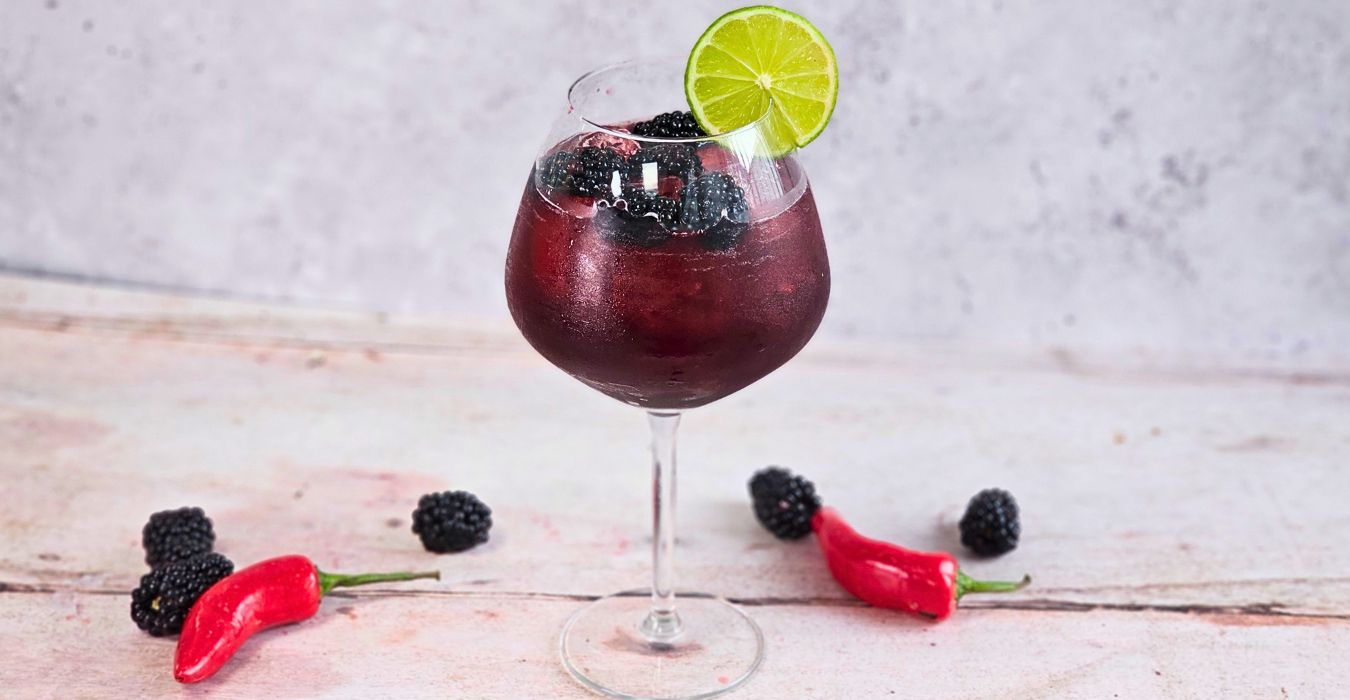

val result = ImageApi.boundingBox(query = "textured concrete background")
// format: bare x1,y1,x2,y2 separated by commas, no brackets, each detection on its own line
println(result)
1,0,1347,368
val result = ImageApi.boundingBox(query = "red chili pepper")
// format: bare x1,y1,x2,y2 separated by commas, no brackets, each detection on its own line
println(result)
813,507,1029,620
174,554,439,683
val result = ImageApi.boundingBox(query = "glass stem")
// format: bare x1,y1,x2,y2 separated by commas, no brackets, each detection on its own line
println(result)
640,410,683,642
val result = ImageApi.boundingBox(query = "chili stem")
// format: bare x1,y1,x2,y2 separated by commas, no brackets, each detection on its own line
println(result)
955,571,1031,600
317,569,441,596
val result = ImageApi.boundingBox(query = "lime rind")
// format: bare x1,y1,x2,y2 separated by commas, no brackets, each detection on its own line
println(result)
684,5,838,156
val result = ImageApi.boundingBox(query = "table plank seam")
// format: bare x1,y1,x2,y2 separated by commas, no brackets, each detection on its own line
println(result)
1032,576,1350,594
5,582,1347,623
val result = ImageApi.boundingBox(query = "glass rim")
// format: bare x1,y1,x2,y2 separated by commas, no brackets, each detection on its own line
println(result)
565,56,775,145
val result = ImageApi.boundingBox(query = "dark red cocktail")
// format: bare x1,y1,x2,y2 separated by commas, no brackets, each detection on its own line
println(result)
506,132,829,409
510,49,839,698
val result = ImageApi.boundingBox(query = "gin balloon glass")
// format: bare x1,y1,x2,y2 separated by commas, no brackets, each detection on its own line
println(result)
505,58,829,699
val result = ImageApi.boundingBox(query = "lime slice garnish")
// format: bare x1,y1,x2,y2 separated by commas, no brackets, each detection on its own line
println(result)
684,5,838,154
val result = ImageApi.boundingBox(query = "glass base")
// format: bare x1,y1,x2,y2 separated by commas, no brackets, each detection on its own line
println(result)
560,590,764,700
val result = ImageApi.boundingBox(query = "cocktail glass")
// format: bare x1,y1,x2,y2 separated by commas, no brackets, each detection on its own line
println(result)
505,58,830,699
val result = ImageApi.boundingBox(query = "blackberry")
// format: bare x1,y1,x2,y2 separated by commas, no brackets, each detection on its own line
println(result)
538,146,626,197
748,466,821,540
142,507,216,568
573,147,626,196
596,205,670,247
959,488,1021,556
130,553,234,636
538,150,579,191
594,184,680,247
679,172,749,232
412,491,493,553
627,143,703,183
621,186,681,227
631,110,707,139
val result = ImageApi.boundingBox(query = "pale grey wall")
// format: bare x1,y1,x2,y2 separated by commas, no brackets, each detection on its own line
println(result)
2,0,1348,367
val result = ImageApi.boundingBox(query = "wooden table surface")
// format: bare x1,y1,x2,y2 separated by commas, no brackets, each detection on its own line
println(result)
0,275,1347,699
